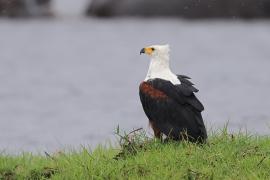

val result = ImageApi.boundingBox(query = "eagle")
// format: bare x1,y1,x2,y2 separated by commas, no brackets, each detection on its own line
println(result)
139,44,207,143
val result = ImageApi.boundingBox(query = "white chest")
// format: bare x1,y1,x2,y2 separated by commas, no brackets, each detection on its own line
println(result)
145,70,180,85
144,56,181,85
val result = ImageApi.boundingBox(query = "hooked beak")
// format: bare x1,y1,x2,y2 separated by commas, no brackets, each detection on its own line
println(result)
140,48,145,55
140,47,153,55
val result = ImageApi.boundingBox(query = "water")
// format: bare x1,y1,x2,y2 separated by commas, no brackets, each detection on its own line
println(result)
0,18,270,153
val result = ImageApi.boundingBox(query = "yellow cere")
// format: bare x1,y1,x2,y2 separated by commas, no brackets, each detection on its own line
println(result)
144,47,153,55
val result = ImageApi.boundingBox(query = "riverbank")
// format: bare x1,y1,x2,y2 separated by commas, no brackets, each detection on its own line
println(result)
0,128,269,179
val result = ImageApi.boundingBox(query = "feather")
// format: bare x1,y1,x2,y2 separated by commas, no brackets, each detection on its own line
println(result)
177,74,191,79
139,78,207,143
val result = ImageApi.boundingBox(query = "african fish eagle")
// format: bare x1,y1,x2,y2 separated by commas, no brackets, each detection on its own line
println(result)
139,44,207,143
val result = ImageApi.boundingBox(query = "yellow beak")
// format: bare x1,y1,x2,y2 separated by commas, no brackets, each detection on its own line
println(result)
140,47,153,55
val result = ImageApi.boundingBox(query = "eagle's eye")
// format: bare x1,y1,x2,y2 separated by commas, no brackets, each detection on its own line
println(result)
151,48,155,51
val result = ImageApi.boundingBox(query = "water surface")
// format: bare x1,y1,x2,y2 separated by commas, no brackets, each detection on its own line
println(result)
0,18,270,152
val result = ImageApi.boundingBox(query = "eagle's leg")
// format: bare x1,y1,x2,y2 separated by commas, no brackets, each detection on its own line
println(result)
154,129,162,139
150,121,162,140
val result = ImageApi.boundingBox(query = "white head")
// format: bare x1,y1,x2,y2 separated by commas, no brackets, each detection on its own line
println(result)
140,44,180,85
140,44,170,59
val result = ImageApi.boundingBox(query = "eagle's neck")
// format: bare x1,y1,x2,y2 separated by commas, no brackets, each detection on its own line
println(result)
145,54,180,85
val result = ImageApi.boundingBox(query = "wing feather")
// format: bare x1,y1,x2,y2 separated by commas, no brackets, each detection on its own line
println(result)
147,78,203,112
139,78,207,142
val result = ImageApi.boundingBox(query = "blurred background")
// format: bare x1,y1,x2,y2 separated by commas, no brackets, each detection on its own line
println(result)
0,0,270,153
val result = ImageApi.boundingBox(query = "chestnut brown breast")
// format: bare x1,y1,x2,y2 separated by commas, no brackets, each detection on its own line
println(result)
140,82,168,99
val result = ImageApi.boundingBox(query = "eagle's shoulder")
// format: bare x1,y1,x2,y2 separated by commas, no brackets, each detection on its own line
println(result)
141,77,204,112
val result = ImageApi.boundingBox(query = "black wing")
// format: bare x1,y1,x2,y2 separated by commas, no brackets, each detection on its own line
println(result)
176,74,204,111
139,76,207,142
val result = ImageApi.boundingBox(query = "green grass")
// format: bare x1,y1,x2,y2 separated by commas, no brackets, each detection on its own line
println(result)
0,128,270,180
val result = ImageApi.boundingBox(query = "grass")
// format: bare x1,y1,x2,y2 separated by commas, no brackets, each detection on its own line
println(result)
0,127,270,180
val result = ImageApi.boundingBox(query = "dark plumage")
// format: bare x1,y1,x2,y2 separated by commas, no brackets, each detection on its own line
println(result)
139,44,207,143
139,75,207,143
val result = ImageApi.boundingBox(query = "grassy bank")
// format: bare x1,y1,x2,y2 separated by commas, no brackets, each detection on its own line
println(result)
0,129,270,179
